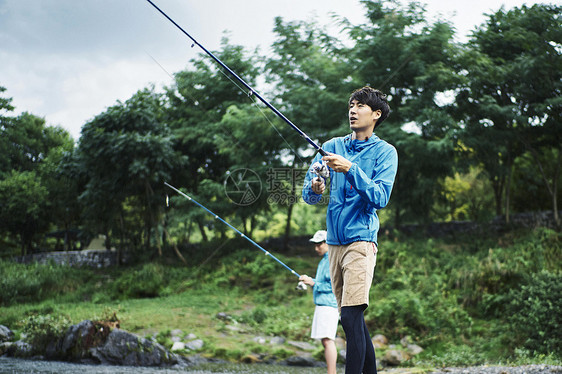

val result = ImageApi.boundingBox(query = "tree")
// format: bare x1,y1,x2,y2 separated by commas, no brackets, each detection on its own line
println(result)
165,38,273,242
0,170,48,255
456,4,561,223
0,85,15,180
265,17,352,246
346,0,461,225
76,88,177,257
505,4,561,225
0,111,71,175
0,104,75,253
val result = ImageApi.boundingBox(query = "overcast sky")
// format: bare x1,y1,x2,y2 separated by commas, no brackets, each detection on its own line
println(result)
0,0,550,140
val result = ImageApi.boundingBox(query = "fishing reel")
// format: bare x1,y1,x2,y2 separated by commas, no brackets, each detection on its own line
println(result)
311,161,329,182
296,281,308,291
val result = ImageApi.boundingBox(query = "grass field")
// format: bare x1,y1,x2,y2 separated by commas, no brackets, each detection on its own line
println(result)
1,227,560,367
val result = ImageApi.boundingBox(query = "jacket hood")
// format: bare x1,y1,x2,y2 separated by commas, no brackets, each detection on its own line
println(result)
344,133,380,154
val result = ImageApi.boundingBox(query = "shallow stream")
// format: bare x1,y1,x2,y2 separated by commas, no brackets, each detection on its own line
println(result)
0,357,329,374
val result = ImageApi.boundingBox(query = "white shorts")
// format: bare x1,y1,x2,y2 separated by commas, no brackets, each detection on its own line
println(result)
311,305,339,340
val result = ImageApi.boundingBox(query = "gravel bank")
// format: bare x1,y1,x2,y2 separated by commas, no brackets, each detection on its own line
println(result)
429,365,562,374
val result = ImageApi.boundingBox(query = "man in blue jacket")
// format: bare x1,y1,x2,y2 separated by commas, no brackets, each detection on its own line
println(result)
299,230,339,374
302,86,398,374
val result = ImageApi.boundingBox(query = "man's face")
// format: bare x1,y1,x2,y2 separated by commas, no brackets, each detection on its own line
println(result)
349,99,381,133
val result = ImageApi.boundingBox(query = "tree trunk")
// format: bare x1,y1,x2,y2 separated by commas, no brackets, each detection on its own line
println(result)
164,228,187,264
118,215,125,266
521,141,561,228
283,155,298,251
197,220,208,242
504,155,513,225
284,202,294,251
491,176,504,217
551,150,561,227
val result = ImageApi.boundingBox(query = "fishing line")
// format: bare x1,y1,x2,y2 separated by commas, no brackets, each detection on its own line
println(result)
213,67,304,162
144,51,267,163
165,182,301,278
145,50,174,79
145,0,327,157
146,46,303,164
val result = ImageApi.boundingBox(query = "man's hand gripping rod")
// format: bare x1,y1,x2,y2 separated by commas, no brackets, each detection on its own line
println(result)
145,0,327,157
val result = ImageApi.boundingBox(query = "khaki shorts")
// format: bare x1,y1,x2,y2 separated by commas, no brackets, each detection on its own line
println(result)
329,241,377,310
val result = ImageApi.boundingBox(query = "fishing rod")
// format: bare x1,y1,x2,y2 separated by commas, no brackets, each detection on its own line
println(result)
145,0,327,157
164,182,301,278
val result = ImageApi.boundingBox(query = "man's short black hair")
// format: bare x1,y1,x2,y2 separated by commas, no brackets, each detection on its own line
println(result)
349,86,390,128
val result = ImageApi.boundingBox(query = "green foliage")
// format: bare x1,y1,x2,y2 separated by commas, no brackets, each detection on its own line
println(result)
456,3,562,217
1,228,561,366
272,347,294,359
0,260,86,306
75,87,177,253
505,271,562,356
419,342,489,367
111,263,166,299
155,329,173,349
437,167,495,222
0,1,561,367
0,170,49,253
19,314,71,354
452,228,561,314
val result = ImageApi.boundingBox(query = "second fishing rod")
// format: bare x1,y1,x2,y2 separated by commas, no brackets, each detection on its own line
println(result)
164,182,301,279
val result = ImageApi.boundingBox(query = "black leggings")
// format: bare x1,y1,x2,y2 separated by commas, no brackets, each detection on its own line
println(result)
340,305,377,374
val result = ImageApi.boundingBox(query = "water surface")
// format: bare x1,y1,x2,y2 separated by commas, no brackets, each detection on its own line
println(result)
0,357,329,374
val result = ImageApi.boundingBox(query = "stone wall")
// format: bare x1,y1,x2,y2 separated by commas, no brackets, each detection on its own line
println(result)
395,210,561,238
14,249,119,268
12,211,560,267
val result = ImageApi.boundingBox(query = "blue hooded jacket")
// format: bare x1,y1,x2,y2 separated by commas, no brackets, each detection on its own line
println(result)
302,134,398,246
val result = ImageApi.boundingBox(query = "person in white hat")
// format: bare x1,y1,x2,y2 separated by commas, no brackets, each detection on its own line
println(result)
299,230,339,374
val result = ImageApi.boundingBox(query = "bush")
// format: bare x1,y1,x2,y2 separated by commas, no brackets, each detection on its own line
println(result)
505,271,562,356
0,260,87,306
19,314,71,354
111,263,165,298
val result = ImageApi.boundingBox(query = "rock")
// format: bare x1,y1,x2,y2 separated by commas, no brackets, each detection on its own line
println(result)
253,336,267,344
0,326,14,343
224,324,243,333
171,342,185,351
9,341,33,358
372,334,388,349
171,329,183,337
407,344,424,355
0,342,13,356
185,333,197,340
283,355,320,367
287,340,316,351
269,336,286,345
90,329,180,366
184,339,204,351
216,312,233,322
335,337,346,350
400,335,412,347
59,320,96,359
383,349,411,366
